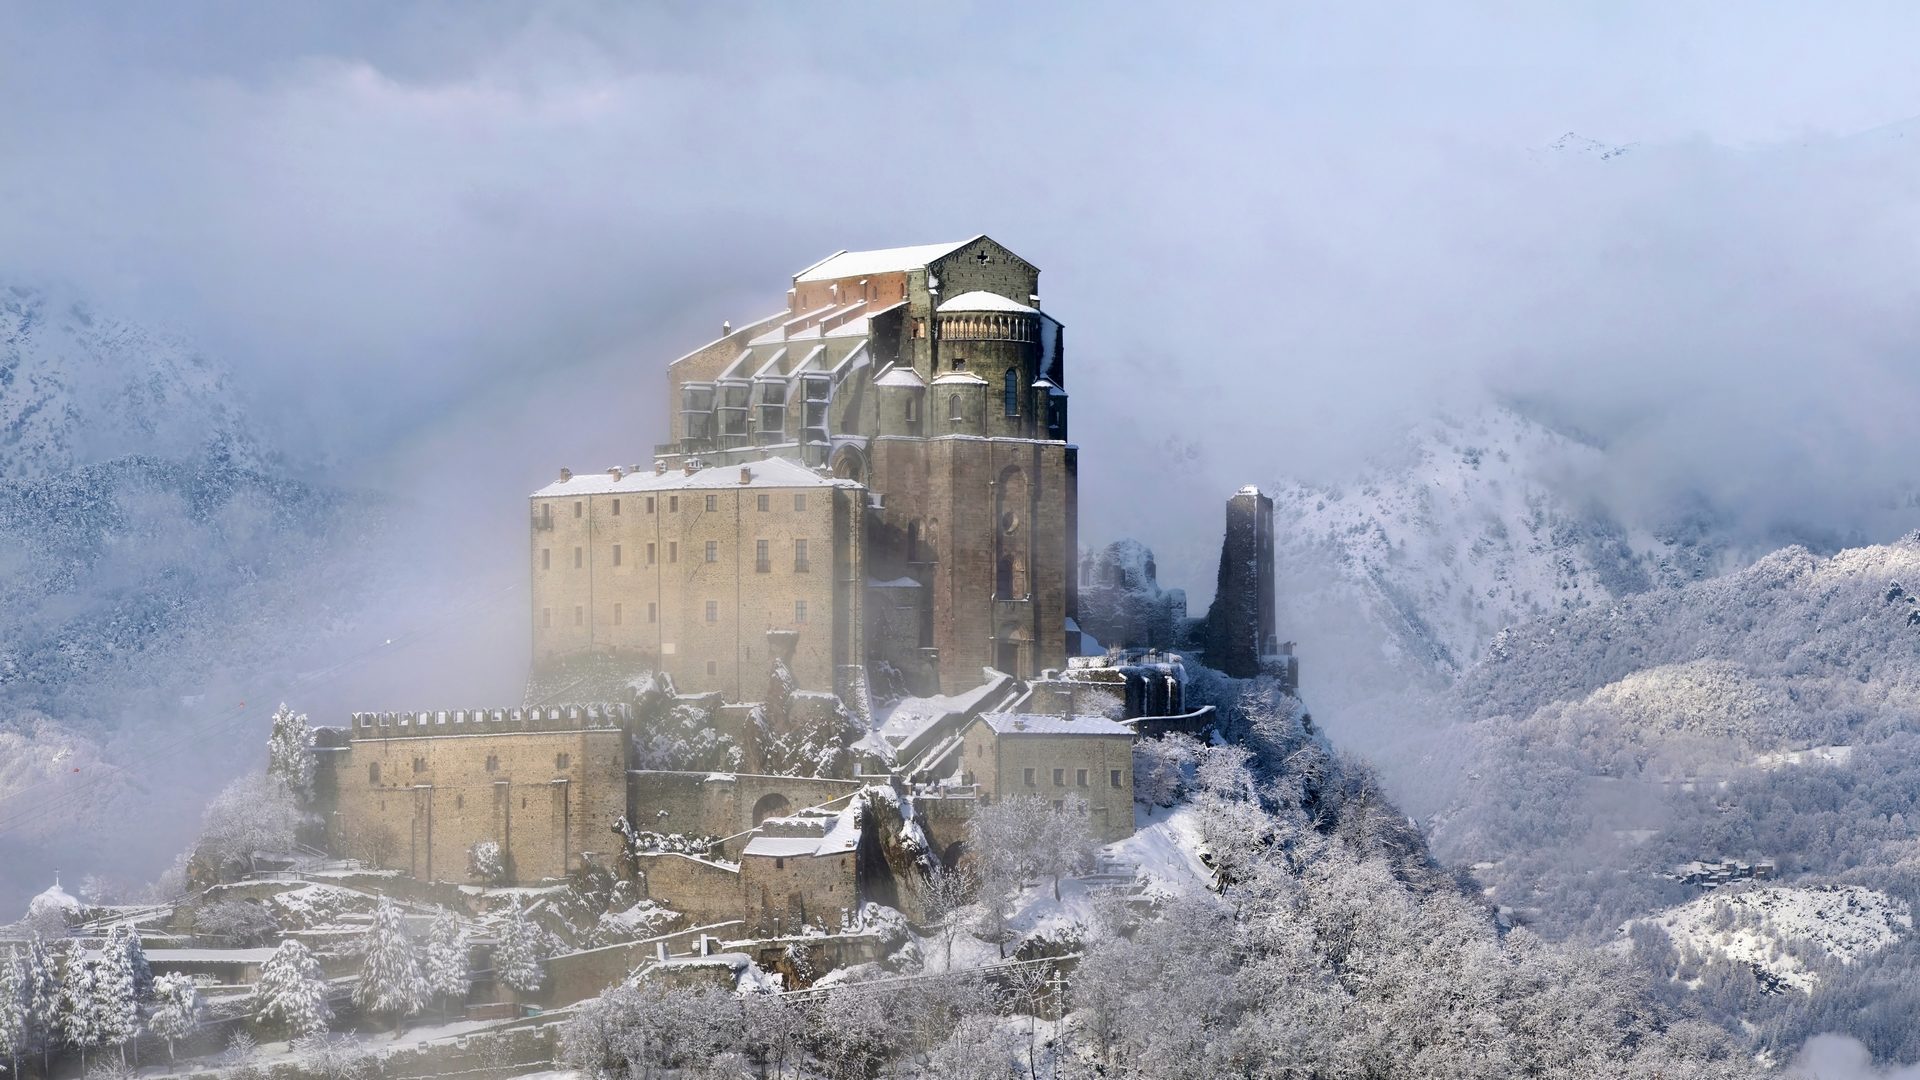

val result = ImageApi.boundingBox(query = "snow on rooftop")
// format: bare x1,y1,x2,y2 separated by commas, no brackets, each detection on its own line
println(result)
874,364,925,388
532,456,854,498
794,240,974,283
936,290,1038,315
979,713,1135,737
931,371,988,386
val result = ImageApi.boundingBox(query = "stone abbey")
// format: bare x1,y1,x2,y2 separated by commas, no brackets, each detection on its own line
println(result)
531,236,1077,703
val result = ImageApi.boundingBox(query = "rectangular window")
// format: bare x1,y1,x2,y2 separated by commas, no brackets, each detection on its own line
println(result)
574,501,582,518
705,600,718,622
706,660,718,675
647,602,657,623
669,495,678,512
574,547,583,569
541,548,550,570
613,603,623,625
705,540,719,563
485,755,498,772
1077,769,1088,788
758,493,770,512
756,539,770,573
705,494,717,512
794,493,807,512
1023,767,1035,787
795,600,808,623
1052,768,1065,787
612,544,622,567
669,541,679,563
647,542,656,565
1110,769,1122,788
612,498,621,516
542,607,552,628
794,539,810,573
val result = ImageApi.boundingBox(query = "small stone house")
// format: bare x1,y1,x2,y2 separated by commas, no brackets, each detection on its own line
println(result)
739,805,862,935
957,713,1135,842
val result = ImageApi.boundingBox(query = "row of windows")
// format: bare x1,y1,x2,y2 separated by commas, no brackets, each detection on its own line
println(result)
1021,766,1124,790
541,599,808,627
541,539,810,571
544,492,809,523
368,751,571,785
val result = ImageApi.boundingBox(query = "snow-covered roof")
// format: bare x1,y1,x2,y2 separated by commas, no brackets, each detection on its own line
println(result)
1033,377,1067,396
977,713,1135,737
26,880,80,917
936,290,1038,315
874,365,925,388
532,456,856,497
931,371,988,386
740,835,822,858
795,240,977,283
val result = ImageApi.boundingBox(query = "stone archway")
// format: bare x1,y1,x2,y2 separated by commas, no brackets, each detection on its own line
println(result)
752,792,792,825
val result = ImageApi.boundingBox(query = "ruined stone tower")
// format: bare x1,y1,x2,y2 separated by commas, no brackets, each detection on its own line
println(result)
1203,487,1277,678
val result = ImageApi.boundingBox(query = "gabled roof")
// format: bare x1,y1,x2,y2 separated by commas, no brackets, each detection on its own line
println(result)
795,237,986,283
937,290,1038,315
874,364,925,388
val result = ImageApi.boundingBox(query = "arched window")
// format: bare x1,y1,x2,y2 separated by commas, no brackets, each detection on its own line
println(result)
949,394,963,422
907,520,920,562
1003,368,1020,417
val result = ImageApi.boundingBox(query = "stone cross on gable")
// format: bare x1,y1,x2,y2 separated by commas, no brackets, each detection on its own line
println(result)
975,250,991,265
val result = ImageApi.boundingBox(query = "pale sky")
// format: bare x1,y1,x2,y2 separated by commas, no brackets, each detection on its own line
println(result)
5,1,1920,567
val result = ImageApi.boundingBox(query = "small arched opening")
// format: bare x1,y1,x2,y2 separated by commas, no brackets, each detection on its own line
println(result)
752,792,792,825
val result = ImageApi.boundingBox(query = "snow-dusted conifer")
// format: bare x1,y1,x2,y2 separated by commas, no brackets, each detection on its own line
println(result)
423,911,471,1009
104,926,152,1003
266,703,315,803
23,936,61,1073
61,953,104,1068
466,840,505,885
0,947,26,1078
256,939,332,1037
93,932,139,1063
494,905,546,995
354,899,424,1031
147,974,199,1064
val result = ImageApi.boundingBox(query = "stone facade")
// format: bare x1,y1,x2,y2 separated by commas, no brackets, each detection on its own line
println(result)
957,713,1134,842
1077,539,1187,652
626,770,864,840
332,707,628,884
1204,487,1278,678
530,458,865,701
652,236,1079,698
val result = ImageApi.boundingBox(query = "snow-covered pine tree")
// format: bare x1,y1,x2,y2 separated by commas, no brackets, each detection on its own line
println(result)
148,974,199,1064
24,936,61,1074
354,899,424,1033
94,930,139,1065
494,905,546,996
466,840,505,885
423,911,471,1016
266,703,316,804
256,938,332,1037
61,953,103,1070
104,925,153,1003
0,947,26,1079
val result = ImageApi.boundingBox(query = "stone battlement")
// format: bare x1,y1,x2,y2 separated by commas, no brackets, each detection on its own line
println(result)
347,703,631,737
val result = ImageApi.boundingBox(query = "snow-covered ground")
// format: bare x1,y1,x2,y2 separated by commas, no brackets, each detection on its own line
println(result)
1627,885,1912,993
926,802,1217,972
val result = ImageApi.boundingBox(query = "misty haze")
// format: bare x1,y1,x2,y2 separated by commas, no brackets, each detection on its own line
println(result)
3,5,1919,1079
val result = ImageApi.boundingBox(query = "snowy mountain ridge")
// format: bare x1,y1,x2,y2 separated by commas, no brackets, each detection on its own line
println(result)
1,283,256,481
1270,405,1748,685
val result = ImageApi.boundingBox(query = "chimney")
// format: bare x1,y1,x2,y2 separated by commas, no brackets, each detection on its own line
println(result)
608,466,623,481
684,461,698,476
558,467,572,483
739,466,752,485
722,320,732,336
654,460,668,475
